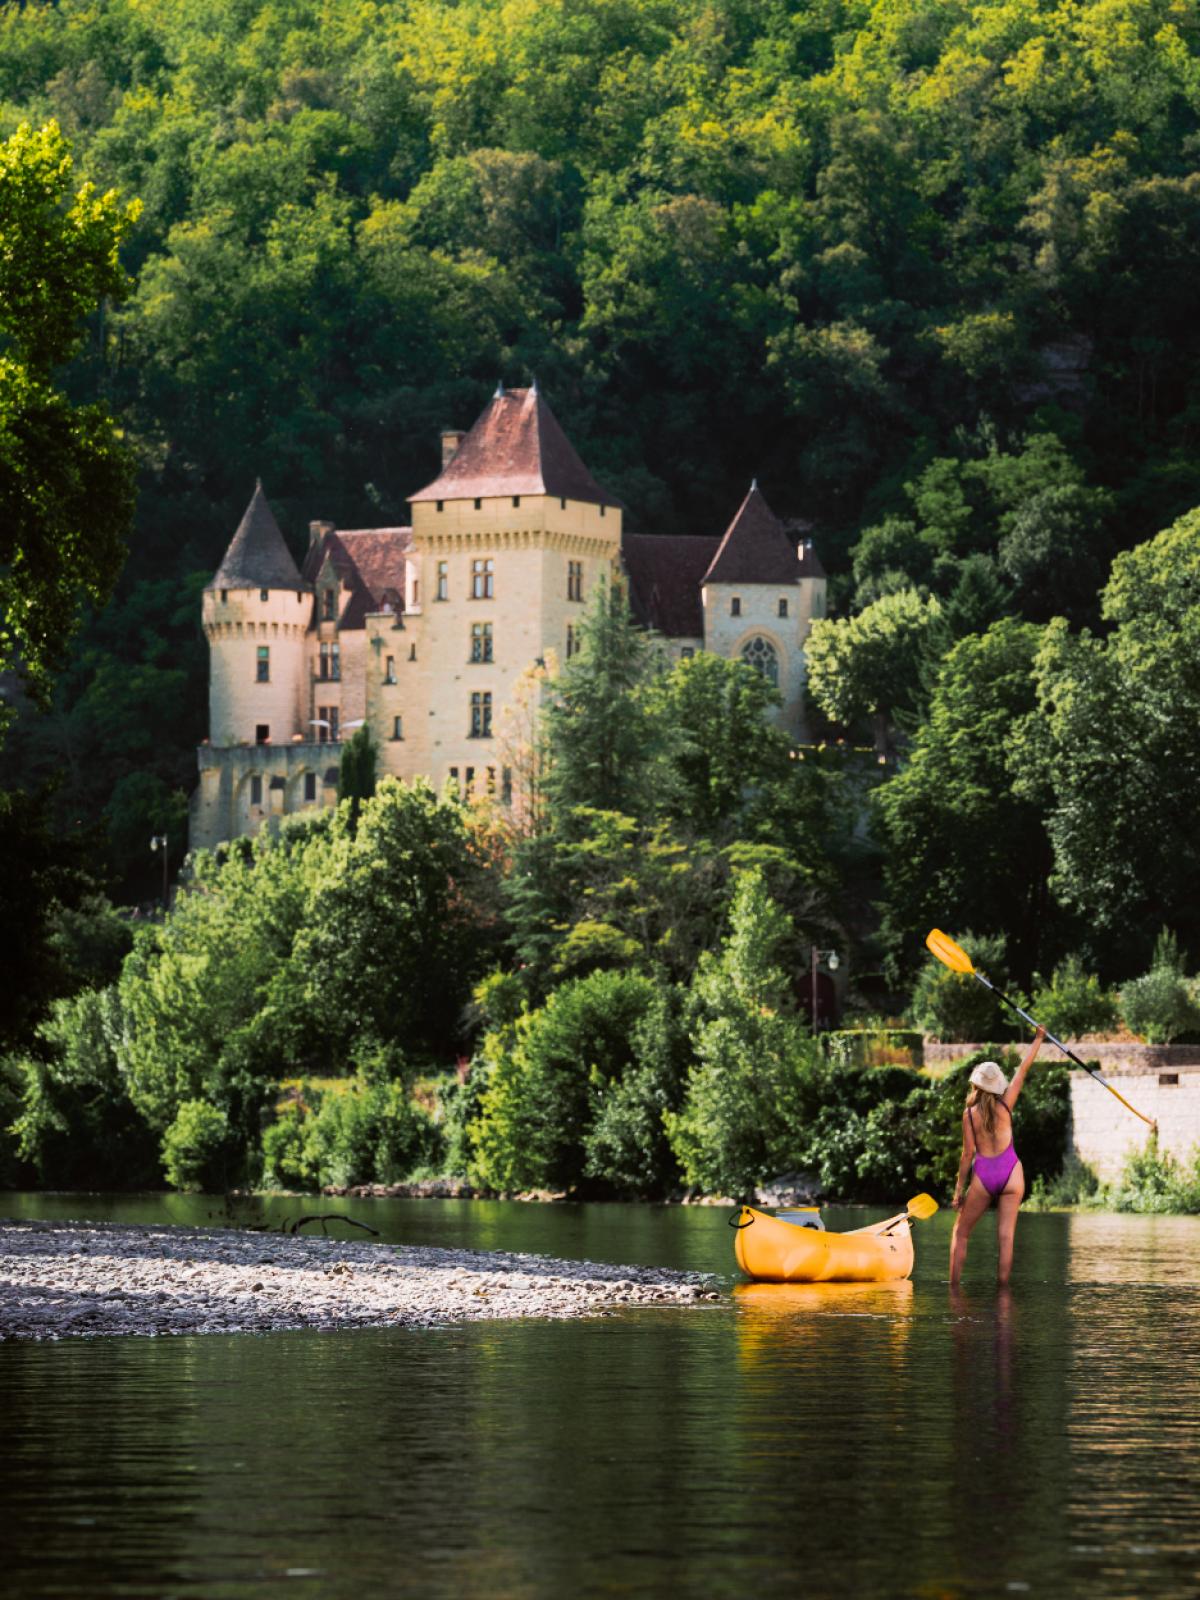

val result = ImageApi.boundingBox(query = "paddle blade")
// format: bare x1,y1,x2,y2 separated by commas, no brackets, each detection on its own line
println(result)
907,1193,938,1222
926,928,975,975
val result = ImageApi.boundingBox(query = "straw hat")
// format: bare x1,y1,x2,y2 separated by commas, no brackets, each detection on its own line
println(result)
969,1060,1009,1094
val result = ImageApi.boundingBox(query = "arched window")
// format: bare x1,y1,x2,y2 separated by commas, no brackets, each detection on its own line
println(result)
742,635,779,686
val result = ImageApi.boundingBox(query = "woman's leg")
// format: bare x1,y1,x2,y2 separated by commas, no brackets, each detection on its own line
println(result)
995,1162,1025,1287
950,1176,991,1285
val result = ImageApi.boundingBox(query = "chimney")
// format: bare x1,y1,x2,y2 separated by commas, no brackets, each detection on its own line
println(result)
309,519,334,554
441,429,466,469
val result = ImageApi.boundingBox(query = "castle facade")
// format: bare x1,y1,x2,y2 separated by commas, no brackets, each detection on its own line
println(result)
191,385,826,850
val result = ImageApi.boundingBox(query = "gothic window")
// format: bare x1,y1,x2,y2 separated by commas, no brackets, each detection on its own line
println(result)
256,645,270,681
471,622,493,662
470,691,493,737
742,635,779,687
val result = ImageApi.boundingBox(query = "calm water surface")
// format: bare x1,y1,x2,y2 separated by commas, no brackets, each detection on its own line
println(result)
2,1193,1199,1598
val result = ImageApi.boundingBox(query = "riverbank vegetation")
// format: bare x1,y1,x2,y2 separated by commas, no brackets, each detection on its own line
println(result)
7,1,1200,1208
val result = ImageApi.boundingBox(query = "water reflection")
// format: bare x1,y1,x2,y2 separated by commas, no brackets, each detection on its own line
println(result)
4,1200,1200,1598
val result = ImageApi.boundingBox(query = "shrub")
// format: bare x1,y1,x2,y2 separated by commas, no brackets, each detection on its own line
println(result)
910,932,1015,1042
12,986,158,1189
1108,1139,1200,1214
298,1075,440,1189
162,1100,236,1192
1119,968,1200,1044
471,969,661,1193
1026,1155,1101,1210
261,1106,309,1189
1029,957,1116,1038
584,987,688,1194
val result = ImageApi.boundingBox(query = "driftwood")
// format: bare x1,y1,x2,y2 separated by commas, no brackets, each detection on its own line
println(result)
288,1213,381,1237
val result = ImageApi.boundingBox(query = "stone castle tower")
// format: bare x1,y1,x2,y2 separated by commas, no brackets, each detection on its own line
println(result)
190,386,825,850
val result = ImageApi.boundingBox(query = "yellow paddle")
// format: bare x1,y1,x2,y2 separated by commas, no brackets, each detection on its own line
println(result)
925,928,1156,1130
872,1193,939,1235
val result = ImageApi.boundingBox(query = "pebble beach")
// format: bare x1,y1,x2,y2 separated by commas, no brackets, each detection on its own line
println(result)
0,1218,721,1341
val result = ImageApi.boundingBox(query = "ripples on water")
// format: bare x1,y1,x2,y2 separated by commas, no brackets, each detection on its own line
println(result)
2,1196,1199,1598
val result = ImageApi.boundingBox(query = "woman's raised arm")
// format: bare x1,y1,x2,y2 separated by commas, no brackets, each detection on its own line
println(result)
1004,1025,1047,1110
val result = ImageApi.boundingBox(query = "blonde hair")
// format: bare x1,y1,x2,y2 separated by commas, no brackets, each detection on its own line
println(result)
966,1085,1002,1140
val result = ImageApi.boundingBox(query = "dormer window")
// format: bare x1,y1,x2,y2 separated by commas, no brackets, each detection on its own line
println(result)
731,597,741,617
322,589,336,621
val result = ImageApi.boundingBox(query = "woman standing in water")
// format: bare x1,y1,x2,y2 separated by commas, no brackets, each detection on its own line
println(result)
950,1027,1046,1287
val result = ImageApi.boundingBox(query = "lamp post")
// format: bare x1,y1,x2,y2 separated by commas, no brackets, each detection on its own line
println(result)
810,945,840,1035
149,833,168,911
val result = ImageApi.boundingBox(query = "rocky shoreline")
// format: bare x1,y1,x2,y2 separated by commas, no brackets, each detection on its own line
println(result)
0,1219,721,1341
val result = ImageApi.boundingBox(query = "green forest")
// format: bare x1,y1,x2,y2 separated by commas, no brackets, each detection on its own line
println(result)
5,0,1200,1201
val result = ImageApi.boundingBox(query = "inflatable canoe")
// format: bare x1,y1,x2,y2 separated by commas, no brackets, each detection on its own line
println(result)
732,1206,914,1283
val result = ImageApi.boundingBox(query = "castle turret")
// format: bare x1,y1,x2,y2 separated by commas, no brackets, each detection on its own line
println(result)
700,482,826,737
202,482,311,748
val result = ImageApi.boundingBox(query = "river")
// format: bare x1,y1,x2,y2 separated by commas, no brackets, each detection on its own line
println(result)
2,1193,1198,1598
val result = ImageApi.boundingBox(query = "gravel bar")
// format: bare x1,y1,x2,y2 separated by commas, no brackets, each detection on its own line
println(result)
0,1219,722,1341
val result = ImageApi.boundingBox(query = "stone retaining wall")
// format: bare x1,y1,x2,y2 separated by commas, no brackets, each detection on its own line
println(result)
921,1040,1200,1179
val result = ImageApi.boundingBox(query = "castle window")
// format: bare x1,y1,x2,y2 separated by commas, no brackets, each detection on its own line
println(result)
449,766,459,785
560,498,567,510
680,647,695,660
436,561,448,600
742,635,779,687
731,597,741,617
600,504,606,517
256,724,270,745
469,691,492,738
471,558,494,599
319,642,331,680
385,655,396,683
304,772,317,802
471,622,493,663
221,589,228,603
412,579,419,606
436,500,444,512
568,560,584,601
409,643,417,661
260,589,269,602
324,767,339,785
474,497,482,510
393,715,404,740
250,775,263,806
566,623,579,658
512,496,520,508
256,645,270,681
329,706,339,741
317,705,339,742
486,766,496,795
331,643,340,681
778,598,789,618
502,766,513,806
464,766,475,796
323,589,336,621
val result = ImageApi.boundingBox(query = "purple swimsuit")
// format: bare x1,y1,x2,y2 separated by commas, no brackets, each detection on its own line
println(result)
969,1103,1018,1197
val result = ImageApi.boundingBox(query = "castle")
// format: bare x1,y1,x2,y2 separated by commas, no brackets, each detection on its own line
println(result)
190,384,826,849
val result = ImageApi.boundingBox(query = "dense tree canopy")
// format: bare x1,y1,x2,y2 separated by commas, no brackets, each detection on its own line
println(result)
6,0,1200,891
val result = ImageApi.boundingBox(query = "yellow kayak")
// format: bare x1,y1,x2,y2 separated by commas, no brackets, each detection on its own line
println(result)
732,1206,915,1283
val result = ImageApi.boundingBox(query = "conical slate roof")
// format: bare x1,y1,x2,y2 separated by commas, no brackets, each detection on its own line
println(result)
207,481,309,591
410,385,621,508
701,482,804,586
